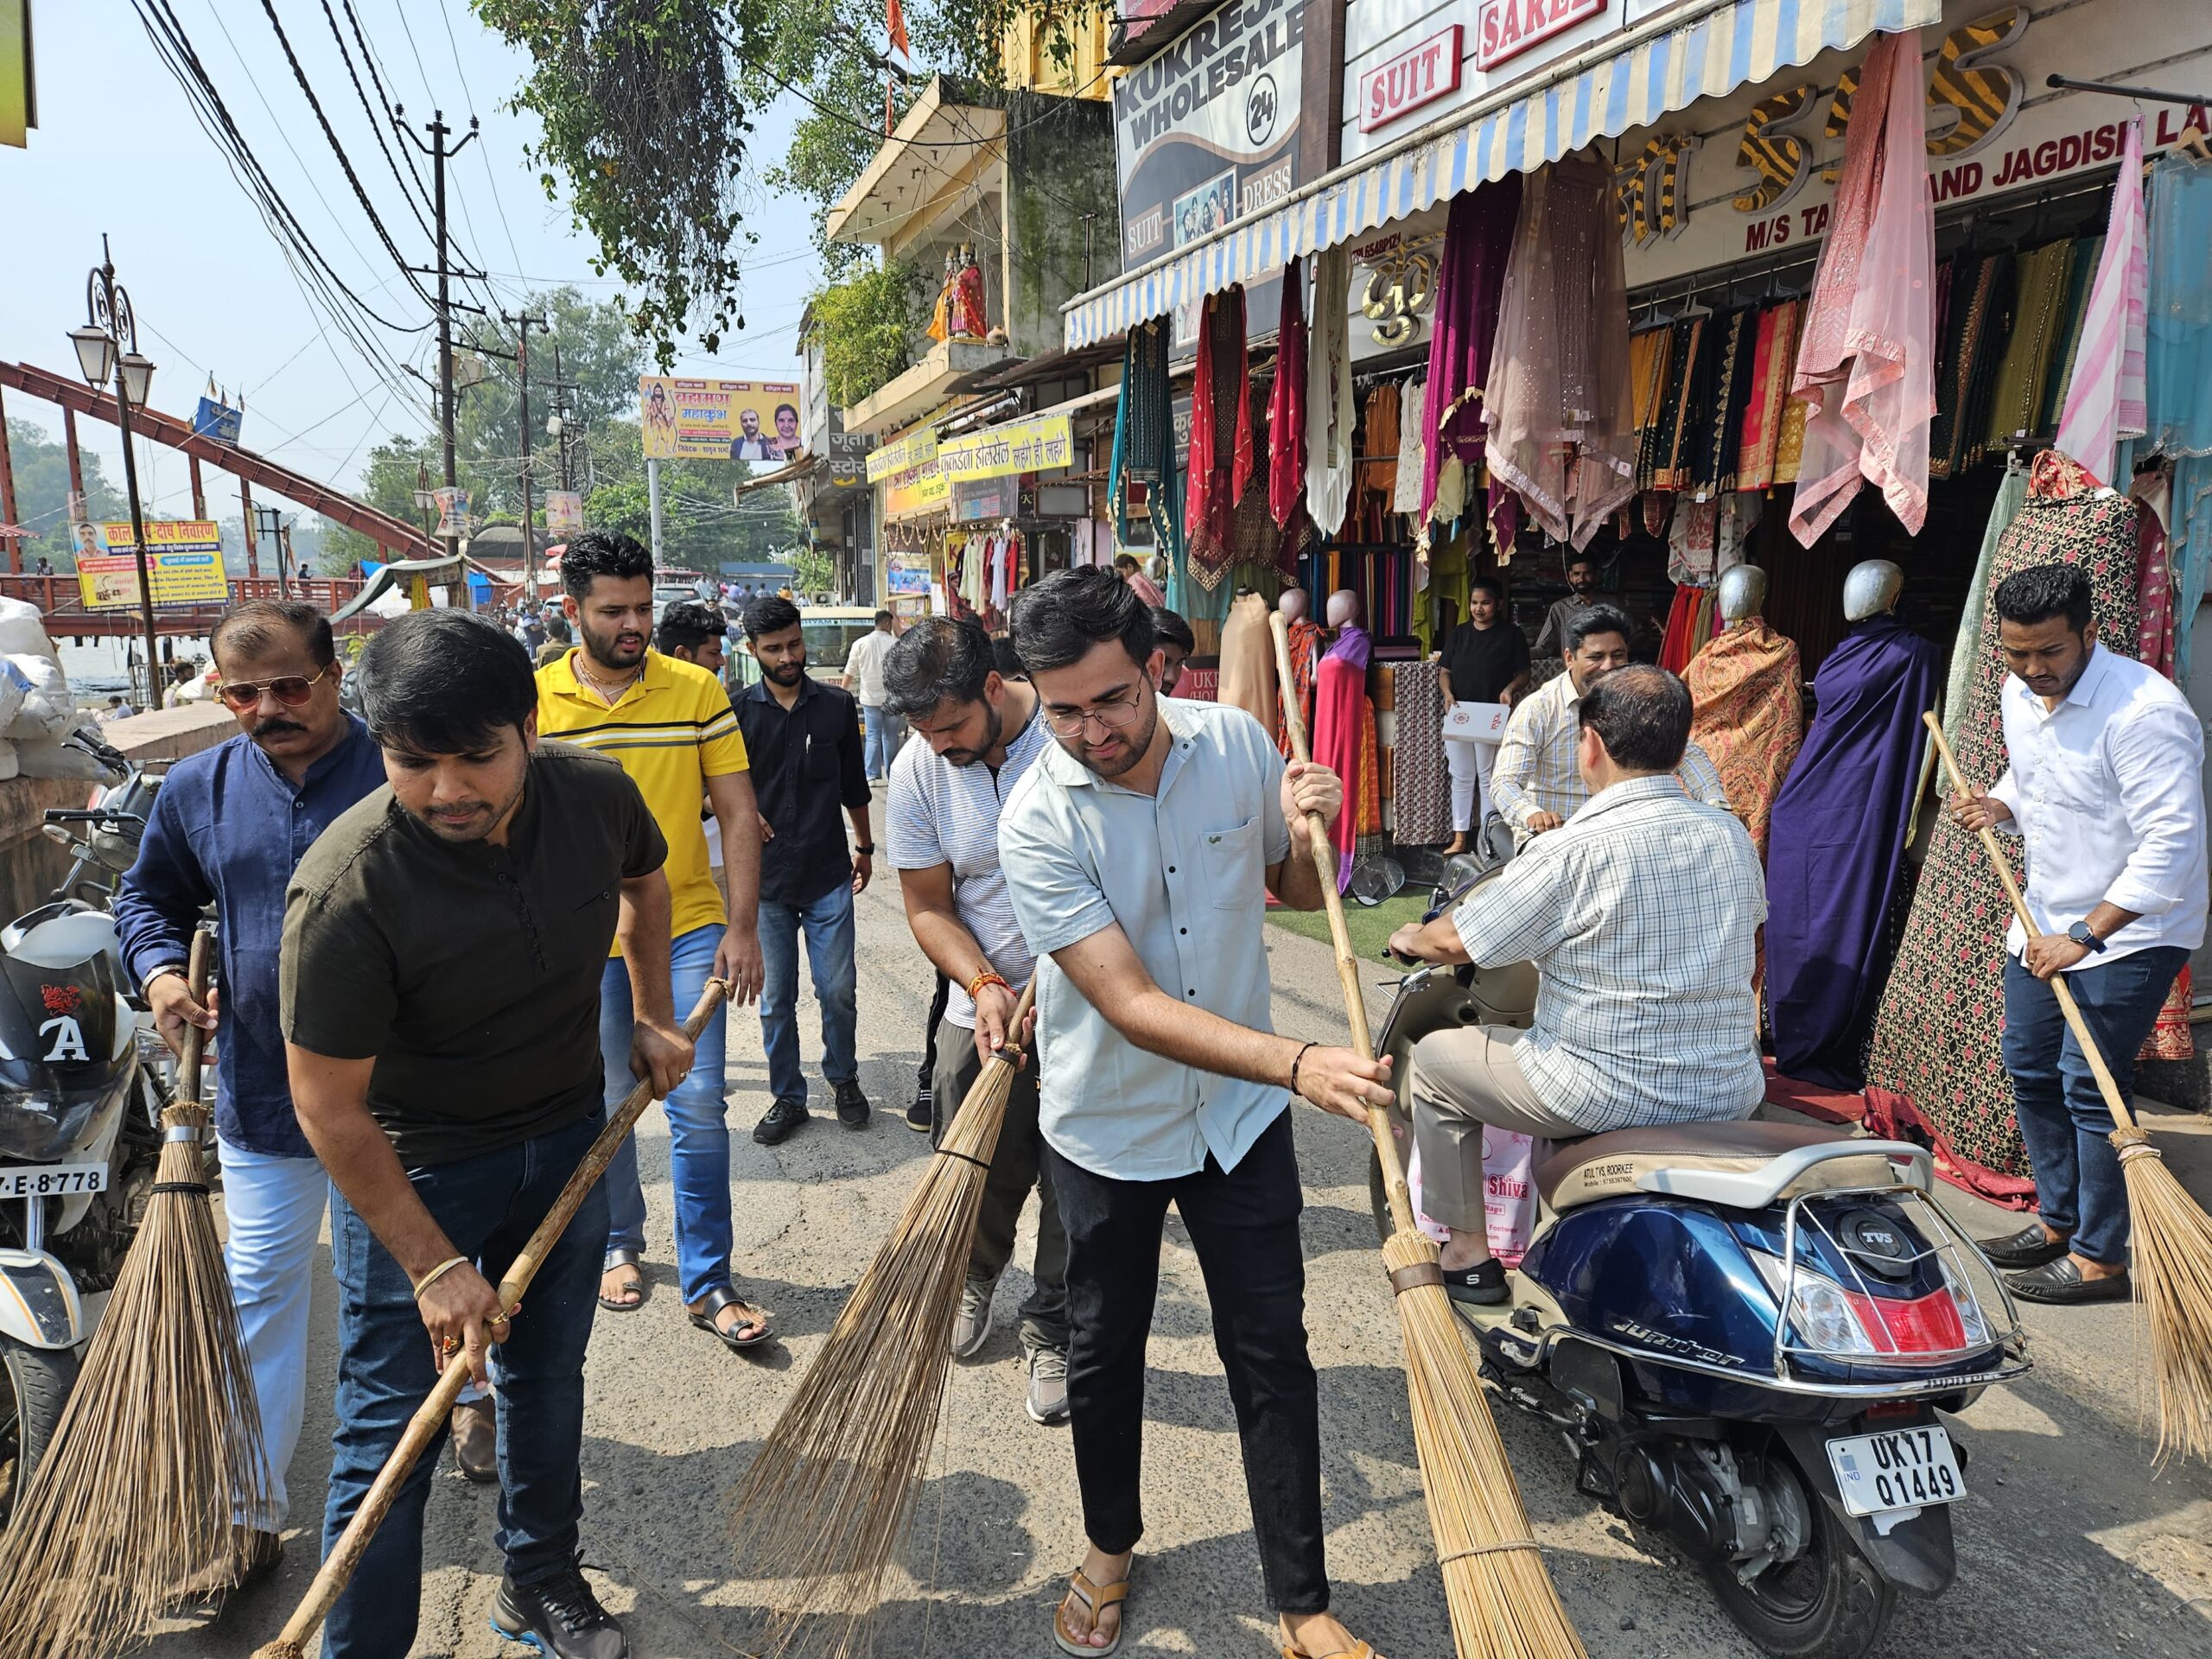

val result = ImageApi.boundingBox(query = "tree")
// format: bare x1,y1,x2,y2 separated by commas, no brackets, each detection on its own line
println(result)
4,417,127,570
808,259,923,408
320,435,438,573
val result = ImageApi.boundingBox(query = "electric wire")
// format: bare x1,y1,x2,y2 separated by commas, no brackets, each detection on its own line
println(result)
319,0,437,243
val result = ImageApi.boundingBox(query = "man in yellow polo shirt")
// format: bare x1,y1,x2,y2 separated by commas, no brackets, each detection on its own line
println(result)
538,531,772,1352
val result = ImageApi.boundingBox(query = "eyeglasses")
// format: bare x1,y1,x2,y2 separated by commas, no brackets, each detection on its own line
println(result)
1042,686,1147,739
217,664,331,710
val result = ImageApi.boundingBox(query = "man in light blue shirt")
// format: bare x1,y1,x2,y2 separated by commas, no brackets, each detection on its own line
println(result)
1001,568,1389,1659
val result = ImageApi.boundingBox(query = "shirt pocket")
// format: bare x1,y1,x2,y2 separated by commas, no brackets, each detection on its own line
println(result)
803,729,839,784
1200,816,1263,911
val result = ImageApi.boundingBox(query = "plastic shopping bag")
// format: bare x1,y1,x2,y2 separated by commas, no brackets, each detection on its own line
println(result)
1406,1127,1543,1268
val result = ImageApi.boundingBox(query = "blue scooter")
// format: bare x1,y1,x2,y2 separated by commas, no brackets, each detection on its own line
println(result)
1373,854,2030,1659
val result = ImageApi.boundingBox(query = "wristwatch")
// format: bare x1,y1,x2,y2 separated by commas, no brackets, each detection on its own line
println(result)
2066,919,2107,954
854,843,874,855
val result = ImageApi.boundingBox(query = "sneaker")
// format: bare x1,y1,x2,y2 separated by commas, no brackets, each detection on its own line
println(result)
905,1092,933,1133
1027,1347,1071,1425
833,1078,871,1129
490,1562,626,1659
450,1394,499,1484
951,1277,995,1359
753,1096,809,1146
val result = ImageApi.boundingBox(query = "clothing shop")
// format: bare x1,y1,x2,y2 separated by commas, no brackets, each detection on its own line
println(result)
1065,0,2212,1198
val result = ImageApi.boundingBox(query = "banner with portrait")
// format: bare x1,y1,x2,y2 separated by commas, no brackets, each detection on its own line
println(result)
639,376,804,461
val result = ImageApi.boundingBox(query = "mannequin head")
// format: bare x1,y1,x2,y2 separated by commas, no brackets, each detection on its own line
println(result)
1325,588,1361,629
1842,560,1904,622
1717,565,1769,625
1278,588,1310,624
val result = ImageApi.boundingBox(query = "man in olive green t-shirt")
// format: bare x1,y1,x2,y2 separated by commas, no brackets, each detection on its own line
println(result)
282,611,684,1659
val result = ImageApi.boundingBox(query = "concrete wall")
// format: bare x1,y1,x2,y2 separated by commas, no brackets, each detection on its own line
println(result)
1,704,238,922
1004,89,1122,359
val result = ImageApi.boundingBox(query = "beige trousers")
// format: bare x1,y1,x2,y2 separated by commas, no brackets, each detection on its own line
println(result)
1407,1025,1586,1232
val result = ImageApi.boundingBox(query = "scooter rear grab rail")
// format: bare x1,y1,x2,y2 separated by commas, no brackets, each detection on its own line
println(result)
1636,1139,1934,1211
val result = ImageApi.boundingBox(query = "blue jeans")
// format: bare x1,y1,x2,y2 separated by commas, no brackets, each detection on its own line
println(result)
861,705,899,779
599,923,733,1306
2001,944,2185,1268
757,880,860,1106
216,1138,327,1530
321,1111,607,1659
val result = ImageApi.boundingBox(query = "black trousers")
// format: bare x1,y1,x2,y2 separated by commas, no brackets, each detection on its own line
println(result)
1044,1112,1328,1613
931,1015,1068,1352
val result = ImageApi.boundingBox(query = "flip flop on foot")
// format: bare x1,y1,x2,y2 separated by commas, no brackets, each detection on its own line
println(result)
598,1249,646,1313
688,1284,773,1350
1052,1553,1133,1656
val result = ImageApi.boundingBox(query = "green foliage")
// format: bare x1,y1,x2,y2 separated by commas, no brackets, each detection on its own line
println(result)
809,260,923,408
4,418,127,570
321,435,438,573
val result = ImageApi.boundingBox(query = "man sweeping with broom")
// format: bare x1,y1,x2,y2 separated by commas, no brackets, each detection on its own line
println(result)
1000,568,1393,1659
282,610,687,1659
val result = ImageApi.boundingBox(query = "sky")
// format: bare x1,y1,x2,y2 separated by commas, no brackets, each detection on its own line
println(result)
0,1,824,524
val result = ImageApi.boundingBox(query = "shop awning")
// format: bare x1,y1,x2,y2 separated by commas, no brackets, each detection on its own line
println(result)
1062,0,1941,348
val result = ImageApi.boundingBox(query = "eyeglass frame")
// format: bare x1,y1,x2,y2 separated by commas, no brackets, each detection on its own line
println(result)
215,663,333,710
1039,680,1151,740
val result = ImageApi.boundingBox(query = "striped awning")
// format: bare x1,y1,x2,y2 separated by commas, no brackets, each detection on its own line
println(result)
1063,0,1942,349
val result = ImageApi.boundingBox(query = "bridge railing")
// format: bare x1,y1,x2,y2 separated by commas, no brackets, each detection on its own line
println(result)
0,574,370,623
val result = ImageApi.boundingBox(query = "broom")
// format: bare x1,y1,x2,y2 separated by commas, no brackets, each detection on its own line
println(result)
1271,613,1586,1659
726,981,1039,1659
249,976,731,1659
0,927,270,1659
1923,710,2212,1463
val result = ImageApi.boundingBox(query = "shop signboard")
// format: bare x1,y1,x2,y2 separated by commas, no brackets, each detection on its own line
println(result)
639,376,804,461
867,427,938,484
1619,0,2212,288
1475,0,1606,73
938,412,1073,482
77,520,229,610
879,456,949,520
192,395,244,446
1113,0,1306,324
1359,26,1463,133
952,477,1014,523
885,547,932,595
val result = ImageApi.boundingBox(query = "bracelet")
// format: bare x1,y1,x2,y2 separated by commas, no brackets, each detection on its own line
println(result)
410,1255,471,1303
855,843,875,855
968,969,1010,1004
1288,1041,1319,1096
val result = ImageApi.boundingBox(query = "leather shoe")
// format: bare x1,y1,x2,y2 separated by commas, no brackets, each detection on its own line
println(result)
450,1394,499,1484
1979,1223,2069,1270
2007,1255,2131,1305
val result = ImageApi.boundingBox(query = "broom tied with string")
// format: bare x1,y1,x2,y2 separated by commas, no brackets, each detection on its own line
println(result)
0,928,269,1659
1923,710,2212,1464
726,981,1038,1659
1272,613,1586,1659
249,976,731,1659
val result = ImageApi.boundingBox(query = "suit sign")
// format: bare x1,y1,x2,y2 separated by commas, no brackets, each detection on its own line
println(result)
1112,0,1306,270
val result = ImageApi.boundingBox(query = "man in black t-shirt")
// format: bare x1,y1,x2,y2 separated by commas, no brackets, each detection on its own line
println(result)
1437,575,1530,854
283,611,683,1659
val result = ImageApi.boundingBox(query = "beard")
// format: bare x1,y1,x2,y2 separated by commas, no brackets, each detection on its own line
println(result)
580,616,647,671
942,700,1004,768
763,657,807,685
1067,692,1157,781
404,770,528,843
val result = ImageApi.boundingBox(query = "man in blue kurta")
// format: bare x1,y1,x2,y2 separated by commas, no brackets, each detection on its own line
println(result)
113,600,386,1584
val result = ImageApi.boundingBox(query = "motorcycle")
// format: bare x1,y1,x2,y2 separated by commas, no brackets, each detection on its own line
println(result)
1370,844,2031,1659
0,735,175,1522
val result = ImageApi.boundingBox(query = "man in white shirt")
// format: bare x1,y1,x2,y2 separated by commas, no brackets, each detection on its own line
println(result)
841,610,901,781
1388,666,1767,1304
1954,563,2207,1305
1490,605,1729,838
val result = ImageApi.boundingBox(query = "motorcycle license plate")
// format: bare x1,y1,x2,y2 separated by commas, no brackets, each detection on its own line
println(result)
0,1164,109,1199
1826,1424,1964,1516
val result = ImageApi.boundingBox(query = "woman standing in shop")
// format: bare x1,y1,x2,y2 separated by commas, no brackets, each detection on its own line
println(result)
1436,575,1529,855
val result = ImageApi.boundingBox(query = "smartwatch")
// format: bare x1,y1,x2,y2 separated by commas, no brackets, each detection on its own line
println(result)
2066,919,2107,954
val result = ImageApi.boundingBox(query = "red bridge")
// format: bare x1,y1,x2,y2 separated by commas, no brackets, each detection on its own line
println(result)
0,574,374,640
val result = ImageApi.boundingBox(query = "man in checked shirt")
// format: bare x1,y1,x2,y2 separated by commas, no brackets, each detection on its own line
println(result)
1388,666,1767,1306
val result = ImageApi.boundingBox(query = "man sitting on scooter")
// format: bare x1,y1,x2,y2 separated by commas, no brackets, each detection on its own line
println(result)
1386,666,1767,1305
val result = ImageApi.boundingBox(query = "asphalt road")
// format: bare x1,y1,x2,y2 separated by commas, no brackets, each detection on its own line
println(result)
172,848,2212,1658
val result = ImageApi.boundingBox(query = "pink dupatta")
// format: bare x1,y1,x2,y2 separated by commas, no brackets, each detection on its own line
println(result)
2055,118,2148,484
1788,32,1936,546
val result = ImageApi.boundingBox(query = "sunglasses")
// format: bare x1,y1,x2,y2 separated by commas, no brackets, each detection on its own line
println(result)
217,664,331,710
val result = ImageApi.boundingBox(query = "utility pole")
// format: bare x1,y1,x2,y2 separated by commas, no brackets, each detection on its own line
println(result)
505,311,546,604
400,108,479,603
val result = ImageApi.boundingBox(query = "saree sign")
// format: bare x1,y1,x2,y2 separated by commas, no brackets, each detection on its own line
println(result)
1112,0,1306,266
938,413,1073,483
1476,0,1605,74
1623,0,2212,288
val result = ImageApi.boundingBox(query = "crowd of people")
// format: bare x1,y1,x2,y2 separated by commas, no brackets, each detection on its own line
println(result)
104,531,2204,1659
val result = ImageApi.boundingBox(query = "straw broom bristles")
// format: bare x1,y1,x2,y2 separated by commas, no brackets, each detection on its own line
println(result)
1272,613,1586,1659
251,977,733,1659
0,930,270,1659
1923,712,2212,1464
727,985,1035,1659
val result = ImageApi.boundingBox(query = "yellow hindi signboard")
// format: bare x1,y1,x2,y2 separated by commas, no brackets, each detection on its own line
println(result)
937,414,1072,484
76,521,230,610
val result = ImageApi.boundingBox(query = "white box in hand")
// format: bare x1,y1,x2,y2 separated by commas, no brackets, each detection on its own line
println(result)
1442,701,1510,747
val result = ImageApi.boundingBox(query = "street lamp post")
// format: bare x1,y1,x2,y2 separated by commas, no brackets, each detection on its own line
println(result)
256,505,286,598
69,236,162,714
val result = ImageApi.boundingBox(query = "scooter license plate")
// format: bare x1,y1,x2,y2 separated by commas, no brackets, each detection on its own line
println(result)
0,1164,109,1199
1826,1424,1965,1517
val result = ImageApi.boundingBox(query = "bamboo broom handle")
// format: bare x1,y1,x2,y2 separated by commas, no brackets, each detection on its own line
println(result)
1921,711,2143,1135
1269,613,1421,1237
175,928,212,1108
254,976,732,1659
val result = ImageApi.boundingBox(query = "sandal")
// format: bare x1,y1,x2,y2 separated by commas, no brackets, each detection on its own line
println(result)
687,1284,772,1350
1281,1643,1379,1659
1052,1563,1132,1657
598,1249,647,1313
